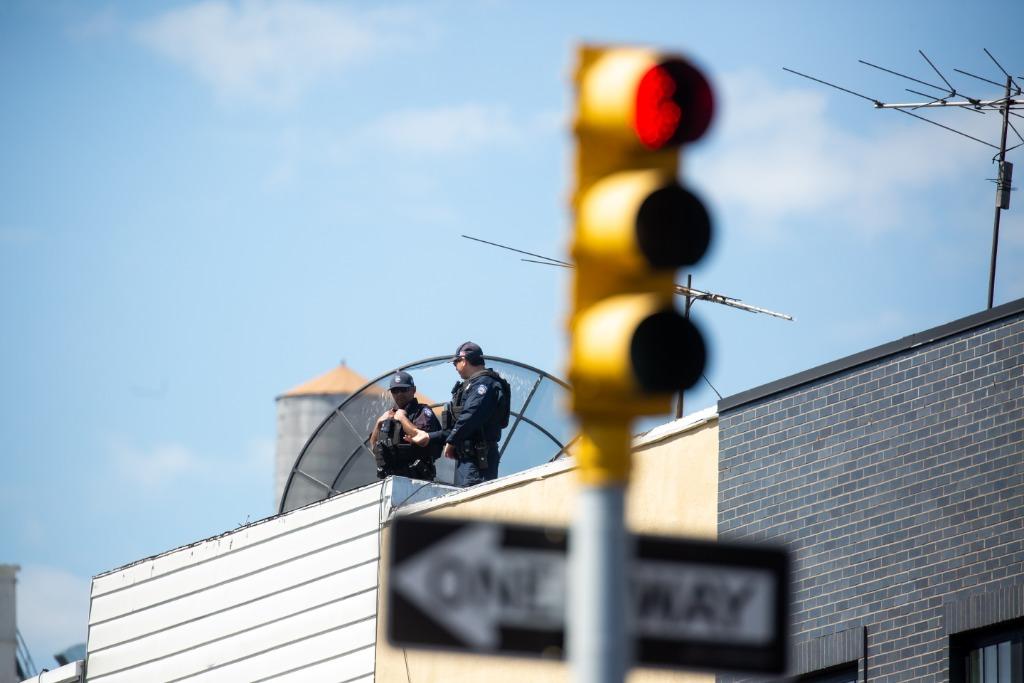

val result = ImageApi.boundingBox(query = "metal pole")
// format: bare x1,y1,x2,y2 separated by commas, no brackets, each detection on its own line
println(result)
569,420,631,683
675,274,694,419
987,76,1012,310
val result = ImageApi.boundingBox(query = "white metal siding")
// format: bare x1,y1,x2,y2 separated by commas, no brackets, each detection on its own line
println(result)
85,479,455,682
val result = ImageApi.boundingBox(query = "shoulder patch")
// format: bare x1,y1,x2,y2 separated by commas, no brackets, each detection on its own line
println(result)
422,407,432,416
477,385,487,395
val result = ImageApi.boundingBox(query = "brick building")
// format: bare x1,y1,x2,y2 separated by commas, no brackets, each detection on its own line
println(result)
718,298,1024,681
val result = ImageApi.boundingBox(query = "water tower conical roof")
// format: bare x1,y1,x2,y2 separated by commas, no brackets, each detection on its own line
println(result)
277,364,372,399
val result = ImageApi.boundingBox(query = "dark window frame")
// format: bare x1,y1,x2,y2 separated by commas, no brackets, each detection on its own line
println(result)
950,617,1024,683
796,662,859,683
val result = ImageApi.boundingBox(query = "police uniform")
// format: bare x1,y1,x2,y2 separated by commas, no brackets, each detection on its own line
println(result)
445,343,506,487
394,397,442,477
374,371,442,480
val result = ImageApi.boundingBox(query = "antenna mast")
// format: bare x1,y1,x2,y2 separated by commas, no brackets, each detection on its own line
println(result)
785,49,1023,309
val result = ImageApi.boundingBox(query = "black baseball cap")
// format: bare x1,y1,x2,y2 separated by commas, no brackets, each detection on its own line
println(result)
388,371,415,390
453,341,484,364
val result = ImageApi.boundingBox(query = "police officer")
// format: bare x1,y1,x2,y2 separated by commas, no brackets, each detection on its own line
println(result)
369,371,442,480
440,342,508,487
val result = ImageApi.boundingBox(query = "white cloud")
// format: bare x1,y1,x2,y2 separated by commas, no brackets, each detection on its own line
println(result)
358,104,523,155
109,437,273,489
16,565,90,667
111,441,203,488
333,104,561,162
135,0,404,105
697,70,992,238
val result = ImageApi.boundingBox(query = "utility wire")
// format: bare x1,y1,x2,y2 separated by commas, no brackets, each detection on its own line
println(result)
702,374,723,400
462,234,572,267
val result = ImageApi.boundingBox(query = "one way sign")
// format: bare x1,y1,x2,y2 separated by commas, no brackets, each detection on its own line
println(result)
388,516,789,674
389,517,568,657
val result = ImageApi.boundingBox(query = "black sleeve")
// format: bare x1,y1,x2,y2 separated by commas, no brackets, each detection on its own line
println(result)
447,378,499,444
411,405,445,458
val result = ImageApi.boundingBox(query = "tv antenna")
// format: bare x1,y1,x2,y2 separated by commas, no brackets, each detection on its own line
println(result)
462,234,793,418
462,235,793,321
784,48,1022,309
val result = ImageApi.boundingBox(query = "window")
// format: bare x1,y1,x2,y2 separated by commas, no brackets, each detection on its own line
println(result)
797,663,858,683
951,619,1024,683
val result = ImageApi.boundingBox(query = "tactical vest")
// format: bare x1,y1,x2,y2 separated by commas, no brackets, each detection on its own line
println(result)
374,418,435,480
444,369,512,436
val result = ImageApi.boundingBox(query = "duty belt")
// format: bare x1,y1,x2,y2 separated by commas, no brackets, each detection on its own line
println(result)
457,440,498,460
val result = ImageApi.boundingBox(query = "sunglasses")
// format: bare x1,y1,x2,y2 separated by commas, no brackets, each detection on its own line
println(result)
452,356,466,365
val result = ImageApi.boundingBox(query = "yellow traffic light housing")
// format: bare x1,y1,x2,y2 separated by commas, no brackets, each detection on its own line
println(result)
570,45,714,425
567,47,717,672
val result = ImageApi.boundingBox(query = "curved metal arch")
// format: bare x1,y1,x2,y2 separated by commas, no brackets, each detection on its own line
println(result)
324,407,575,496
279,355,573,514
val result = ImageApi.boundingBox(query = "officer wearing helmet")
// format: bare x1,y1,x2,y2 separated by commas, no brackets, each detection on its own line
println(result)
369,371,442,480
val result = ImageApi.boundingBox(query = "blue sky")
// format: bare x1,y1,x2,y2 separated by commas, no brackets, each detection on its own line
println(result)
2,0,1022,668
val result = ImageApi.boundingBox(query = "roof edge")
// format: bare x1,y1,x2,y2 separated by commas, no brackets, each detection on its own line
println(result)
389,408,719,519
718,296,1024,413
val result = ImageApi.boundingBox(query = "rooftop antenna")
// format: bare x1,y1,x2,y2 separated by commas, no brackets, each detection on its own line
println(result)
461,235,793,320
784,49,1023,309
462,234,793,418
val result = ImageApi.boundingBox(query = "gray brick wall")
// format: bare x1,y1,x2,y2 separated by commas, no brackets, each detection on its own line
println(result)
718,310,1024,682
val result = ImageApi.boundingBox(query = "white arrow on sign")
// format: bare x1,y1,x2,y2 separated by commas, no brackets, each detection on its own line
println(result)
392,523,567,649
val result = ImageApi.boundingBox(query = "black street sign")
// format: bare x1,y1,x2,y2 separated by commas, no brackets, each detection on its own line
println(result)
388,516,789,674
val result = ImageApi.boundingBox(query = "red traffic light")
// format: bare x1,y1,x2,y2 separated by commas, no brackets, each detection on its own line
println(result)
634,59,714,149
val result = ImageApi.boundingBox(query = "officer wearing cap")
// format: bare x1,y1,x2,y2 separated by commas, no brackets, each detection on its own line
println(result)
439,341,508,487
369,371,442,480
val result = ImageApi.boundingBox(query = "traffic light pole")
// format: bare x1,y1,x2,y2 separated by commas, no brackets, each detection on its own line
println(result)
569,45,715,682
569,420,631,683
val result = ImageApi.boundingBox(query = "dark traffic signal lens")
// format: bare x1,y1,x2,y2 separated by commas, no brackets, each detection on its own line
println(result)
635,183,711,268
631,309,706,392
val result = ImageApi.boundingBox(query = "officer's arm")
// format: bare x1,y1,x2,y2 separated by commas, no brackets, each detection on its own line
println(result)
393,410,429,446
416,409,443,445
392,410,418,434
446,381,499,444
